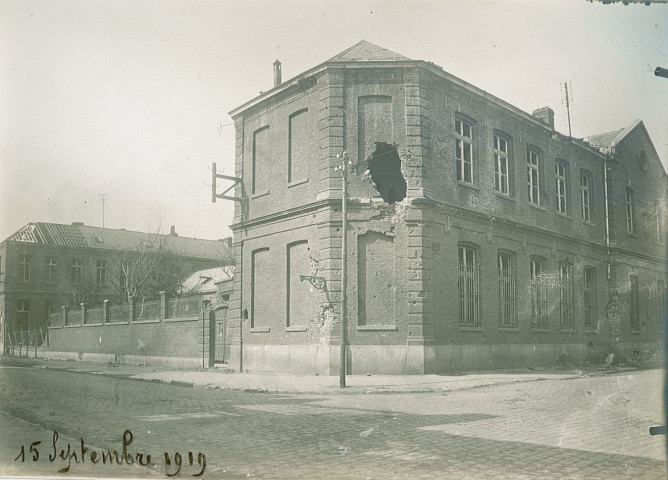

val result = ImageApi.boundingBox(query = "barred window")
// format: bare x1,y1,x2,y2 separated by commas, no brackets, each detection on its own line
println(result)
458,246,480,327
559,262,574,329
498,252,516,327
583,267,597,329
493,135,510,195
17,299,30,330
530,258,547,329
527,149,540,205
630,275,640,331
455,119,473,184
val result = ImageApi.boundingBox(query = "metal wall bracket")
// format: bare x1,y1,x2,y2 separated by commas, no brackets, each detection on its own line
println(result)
212,162,242,203
299,275,326,291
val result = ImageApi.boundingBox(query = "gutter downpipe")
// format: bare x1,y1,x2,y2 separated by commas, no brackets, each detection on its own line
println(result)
603,158,611,280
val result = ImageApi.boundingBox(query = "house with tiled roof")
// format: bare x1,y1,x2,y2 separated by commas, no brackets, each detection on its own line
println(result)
224,40,666,374
0,222,233,347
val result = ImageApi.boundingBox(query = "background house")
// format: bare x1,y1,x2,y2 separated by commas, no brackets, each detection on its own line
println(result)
0,221,233,349
225,41,666,374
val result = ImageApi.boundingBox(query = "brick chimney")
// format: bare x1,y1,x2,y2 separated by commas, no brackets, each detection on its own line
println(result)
532,107,555,130
273,59,282,87
169,225,178,237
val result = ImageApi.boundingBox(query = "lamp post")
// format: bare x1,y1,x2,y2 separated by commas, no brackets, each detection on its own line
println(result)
335,152,349,388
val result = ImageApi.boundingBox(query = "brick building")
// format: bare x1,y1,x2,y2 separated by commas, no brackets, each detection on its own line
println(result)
225,41,666,374
0,222,232,347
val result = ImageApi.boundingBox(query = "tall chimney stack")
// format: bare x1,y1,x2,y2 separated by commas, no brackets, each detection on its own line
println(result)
273,59,282,87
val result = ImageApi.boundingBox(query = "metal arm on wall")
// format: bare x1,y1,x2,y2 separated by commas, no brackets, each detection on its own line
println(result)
211,162,242,203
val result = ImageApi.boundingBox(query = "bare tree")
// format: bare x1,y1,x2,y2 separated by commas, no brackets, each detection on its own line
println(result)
112,236,167,302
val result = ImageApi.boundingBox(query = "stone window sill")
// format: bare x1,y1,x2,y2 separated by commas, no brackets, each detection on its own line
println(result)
251,189,270,199
164,316,197,323
528,203,545,211
457,181,479,191
251,327,270,333
498,326,518,331
288,178,308,188
531,328,548,333
495,192,515,202
357,325,397,332
286,326,308,332
459,326,482,332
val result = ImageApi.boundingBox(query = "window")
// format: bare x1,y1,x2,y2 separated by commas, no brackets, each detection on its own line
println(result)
455,119,473,184
17,300,30,330
656,203,664,243
527,149,540,205
626,188,635,234
559,262,574,329
658,280,666,330
96,260,106,286
583,267,597,329
250,248,271,329
71,259,82,285
458,245,480,326
555,161,568,214
630,275,640,331
493,135,510,194
20,256,30,282
530,258,547,329
498,252,516,327
46,257,57,283
580,171,591,222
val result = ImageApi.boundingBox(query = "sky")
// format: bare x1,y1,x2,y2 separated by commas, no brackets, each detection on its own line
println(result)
2,0,667,242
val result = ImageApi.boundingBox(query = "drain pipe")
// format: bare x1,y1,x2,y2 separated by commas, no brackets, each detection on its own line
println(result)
603,159,611,280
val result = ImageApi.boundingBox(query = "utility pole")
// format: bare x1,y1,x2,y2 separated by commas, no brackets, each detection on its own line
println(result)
99,193,108,228
335,152,349,388
562,82,573,137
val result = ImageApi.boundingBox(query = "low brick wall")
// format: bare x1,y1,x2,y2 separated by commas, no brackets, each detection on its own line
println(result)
47,316,206,368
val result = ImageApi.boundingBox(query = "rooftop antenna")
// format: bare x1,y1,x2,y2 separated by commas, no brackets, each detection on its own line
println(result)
99,193,108,228
561,81,573,137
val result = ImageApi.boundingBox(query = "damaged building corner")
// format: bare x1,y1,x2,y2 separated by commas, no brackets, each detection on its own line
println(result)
366,142,407,204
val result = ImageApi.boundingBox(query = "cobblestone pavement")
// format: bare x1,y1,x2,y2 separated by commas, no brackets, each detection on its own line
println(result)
0,362,664,479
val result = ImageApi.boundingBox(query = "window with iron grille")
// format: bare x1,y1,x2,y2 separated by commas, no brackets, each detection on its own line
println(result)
555,161,568,214
498,252,516,327
580,171,592,223
493,135,510,195
96,260,106,286
17,299,29,330
46,257,57,283
530,258,547,329
583,267,597,329
630,275,640,331
559,262,574,329
527,149,540,205
71,259,82,285
455,119,473,184
458,245,480,327
626,188,635,234
20,256,30,282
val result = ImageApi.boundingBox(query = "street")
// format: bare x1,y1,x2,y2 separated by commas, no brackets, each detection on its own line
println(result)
0,362,665,479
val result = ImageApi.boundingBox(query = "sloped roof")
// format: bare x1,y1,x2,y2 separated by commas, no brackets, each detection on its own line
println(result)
5,222,230,260
179,266,234,295
584,120,643,154
326,40,411,62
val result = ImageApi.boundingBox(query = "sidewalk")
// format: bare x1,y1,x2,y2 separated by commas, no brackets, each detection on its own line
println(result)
1,356,620,394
